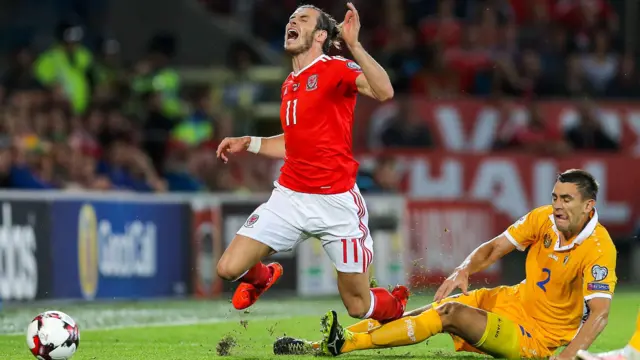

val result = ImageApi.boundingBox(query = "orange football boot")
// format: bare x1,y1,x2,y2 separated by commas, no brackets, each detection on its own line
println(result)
232,262,283,310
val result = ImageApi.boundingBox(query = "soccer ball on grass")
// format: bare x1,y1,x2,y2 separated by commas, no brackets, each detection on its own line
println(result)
26,311,80,360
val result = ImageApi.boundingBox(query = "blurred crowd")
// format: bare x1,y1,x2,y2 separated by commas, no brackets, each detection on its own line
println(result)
0,0,635,194
0,21,263,193
243,0,632,98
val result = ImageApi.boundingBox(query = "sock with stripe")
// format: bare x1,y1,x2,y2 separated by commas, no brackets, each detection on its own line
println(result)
365,288,404,322
341,308,443,353
237,262,271,288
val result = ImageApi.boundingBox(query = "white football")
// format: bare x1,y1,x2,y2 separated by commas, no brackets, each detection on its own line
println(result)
26,311,80,360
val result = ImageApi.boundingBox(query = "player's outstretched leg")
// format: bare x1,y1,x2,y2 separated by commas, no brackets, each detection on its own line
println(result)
577,311,640,360
216,234,283,310
273,317,383,355
321,301,523,358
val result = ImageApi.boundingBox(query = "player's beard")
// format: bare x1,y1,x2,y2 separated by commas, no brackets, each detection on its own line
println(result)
285,33,313,56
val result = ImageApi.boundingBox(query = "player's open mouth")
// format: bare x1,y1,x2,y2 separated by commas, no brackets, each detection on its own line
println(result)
555,214,567,221
287,29,299,41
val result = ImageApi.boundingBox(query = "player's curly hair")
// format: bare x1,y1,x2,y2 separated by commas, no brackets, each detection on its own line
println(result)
298,5,342,53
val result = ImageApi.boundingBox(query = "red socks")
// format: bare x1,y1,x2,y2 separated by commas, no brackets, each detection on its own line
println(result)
367,287,404,322
239,262,271,288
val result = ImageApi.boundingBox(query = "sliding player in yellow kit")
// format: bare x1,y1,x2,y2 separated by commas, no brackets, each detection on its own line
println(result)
577,311,640,360
273,169,618,359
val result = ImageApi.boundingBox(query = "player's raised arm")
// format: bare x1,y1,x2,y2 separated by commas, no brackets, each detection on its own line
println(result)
216,134,285,163
340,3,394,102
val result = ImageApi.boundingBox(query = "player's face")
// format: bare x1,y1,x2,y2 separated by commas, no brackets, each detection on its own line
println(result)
551,181,594,233
284,7,322,55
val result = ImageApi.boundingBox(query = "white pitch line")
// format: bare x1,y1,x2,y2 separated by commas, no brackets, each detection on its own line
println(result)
3,315,296,336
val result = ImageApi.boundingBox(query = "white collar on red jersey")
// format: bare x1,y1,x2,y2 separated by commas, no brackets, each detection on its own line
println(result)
549,208,599,251
291,54,329,77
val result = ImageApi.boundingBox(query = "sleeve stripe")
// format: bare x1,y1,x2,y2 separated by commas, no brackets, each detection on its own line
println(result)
503,231,526,251
584,293,612,301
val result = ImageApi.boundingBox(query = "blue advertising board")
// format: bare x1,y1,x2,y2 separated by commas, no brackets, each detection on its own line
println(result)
50,200,187,299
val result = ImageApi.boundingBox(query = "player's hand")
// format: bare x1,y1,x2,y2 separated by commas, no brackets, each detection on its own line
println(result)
433,268,470,303
216,136,251,163
340,2,361,48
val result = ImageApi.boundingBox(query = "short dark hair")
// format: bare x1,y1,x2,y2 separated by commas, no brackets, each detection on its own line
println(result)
298,5,341,53
557,169,599,200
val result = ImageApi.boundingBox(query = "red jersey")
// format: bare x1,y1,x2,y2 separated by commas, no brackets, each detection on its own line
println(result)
277,54,363,194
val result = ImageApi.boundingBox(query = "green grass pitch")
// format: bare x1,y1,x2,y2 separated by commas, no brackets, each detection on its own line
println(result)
1,291,637,359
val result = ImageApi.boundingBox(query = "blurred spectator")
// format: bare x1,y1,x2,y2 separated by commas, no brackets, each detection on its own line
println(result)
384,27,426,93
410,47,459,98
442,24,494,95
358,156,400,193
0,46,41,102
380,99,434,148
419,0,463,50
132,33,184,121
605,53,640,98
580,29,618,95
496,48,555,97
97,134,166,192
498,102,570,155
554,0,618,51
93,37,126,103
565,99,619,151
34,22,94,115
0,136,13,188
214,41,263,134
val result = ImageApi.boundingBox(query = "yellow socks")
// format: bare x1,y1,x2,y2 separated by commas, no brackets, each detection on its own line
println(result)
341,308,443,353
629,312,640,352
347,319,381,333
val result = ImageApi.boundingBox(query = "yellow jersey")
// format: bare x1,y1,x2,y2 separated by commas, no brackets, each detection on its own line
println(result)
503,205,617,348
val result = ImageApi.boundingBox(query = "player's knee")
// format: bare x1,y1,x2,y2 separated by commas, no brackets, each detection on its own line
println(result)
342,297,369,319
345,303,368,319
216,258,240,281
435,302,467,333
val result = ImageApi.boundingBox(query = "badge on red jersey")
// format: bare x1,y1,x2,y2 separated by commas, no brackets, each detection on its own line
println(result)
347,61,362,71
306,74,318,91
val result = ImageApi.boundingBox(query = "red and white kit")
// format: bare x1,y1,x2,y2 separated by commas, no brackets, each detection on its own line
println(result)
237,54,373,273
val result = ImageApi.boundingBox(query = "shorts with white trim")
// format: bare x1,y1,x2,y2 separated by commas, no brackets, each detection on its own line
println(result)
236,182,373,273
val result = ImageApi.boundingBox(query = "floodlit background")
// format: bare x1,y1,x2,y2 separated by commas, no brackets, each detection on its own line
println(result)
0,0,638,358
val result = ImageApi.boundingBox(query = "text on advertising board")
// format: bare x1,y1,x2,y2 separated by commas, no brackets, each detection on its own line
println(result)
78,203,157,299
0,203,37,300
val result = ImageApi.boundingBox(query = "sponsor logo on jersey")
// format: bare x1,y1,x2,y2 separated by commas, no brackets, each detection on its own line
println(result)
293,83,299,92
591,265,608,281
306,74,318,91
587,282,610,291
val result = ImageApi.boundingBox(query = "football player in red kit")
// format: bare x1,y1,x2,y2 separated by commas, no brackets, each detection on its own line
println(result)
215,3,409,323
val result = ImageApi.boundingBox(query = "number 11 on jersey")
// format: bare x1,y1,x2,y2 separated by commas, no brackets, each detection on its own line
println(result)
286,99,298,126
